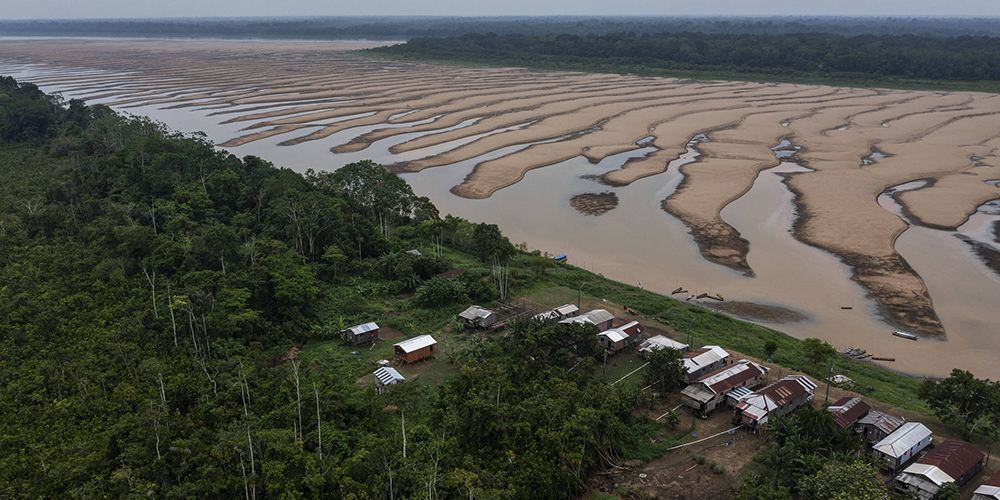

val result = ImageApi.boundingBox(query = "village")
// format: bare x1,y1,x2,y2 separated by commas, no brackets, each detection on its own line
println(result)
333,289,1000,500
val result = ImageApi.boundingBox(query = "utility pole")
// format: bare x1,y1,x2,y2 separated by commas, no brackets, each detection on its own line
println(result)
578,281,583,309
825,360,834,404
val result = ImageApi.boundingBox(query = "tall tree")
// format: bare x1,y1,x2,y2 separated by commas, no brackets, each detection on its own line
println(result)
919,369,998,439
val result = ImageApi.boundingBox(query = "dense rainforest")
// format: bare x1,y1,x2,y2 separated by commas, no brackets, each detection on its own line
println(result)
372,31,1000,91
0,76,652,498
3,76,998,499
5,16,1000,39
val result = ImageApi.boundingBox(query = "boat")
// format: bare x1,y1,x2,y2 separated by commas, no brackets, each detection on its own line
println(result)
892,329,918,341
552,254,568,263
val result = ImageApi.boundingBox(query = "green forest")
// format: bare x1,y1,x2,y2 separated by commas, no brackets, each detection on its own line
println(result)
371,31,1000,92
3,76,999,499
0,75,651,498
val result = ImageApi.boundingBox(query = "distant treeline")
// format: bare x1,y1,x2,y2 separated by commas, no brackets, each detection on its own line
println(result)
373,31,1000,85
5,16,1000,39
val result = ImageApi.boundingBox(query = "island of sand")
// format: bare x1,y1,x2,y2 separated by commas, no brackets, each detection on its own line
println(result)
3,39,999,339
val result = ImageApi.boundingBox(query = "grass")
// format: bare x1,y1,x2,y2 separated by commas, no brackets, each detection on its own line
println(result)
541,262,931,413
594,351,648,387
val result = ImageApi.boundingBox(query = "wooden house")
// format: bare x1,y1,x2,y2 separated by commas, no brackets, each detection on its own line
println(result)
394,335,437,364
533,303,580,323
895,440,985,500
827,396,871,428
733,374,817,428
680,359,769,416
458,305,498,329
597,321,645,353
856,410,905,444
873,422,933,472
341,322,379,345
682,346,730,382
559,309,614,331
973,470,1000,500
638,335,689,358
373,367,405,393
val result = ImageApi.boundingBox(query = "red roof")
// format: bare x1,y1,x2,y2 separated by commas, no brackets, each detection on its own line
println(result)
620,321,644,337
694,360,767,394
983,469,1000,488
758,375,815,406
827,397,871,428
917,440,985,480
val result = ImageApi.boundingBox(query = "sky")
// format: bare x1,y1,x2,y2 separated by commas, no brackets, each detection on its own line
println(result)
2,0,1000,20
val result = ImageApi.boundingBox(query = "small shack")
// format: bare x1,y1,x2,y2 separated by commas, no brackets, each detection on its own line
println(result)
559,309,615,331
533,303,580,323
373,367,405,393
459,305,498,329
341,322,379,345
895,440,985,500
857,410,905,444
394,335,437,364
973,470,1000,500
733,374,817,428
827,396,871,429
873,422,933,472
597,321,645,353
680,359,769,416
638,335,689,358
682,346,730,382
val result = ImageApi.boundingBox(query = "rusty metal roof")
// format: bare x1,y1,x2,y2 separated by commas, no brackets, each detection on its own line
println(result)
827,396,871,428
916,440,984,482
694,359,768,395
858,410,905,435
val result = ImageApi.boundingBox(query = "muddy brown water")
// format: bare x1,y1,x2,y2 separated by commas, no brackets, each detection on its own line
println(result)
4,60,999,379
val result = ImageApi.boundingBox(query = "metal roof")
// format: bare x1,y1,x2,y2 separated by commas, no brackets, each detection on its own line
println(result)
681,383,716,404
619,321,643,336
560,309,614,327
873,422,932,458
983,469,1000,488
974,484,1000,499
555,304,579,316
374,367,405,386
694,359,768,395
736,375,816,423
898,463,955,487
343,322,378,335
600,329,629,343
827,396,871,428
728,386,753,401
639,335,689,353
915,440,984,482
459,306,494,321
394,335,437,353
682,346,729,371
583,309,615,324
858,410,905,435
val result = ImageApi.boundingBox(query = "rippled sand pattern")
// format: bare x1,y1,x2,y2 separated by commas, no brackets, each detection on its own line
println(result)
3,39,1000,339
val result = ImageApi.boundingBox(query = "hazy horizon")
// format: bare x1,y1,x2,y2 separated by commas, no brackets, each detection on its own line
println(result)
2,0,999,21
